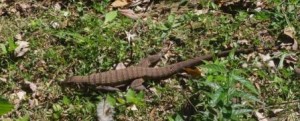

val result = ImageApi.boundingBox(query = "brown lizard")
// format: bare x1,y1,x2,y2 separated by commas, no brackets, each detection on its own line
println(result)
65,47,276,88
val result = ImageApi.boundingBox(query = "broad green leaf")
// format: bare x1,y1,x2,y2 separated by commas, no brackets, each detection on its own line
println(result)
255,11,270,21
167,14,175,25
167,116,175,121
203,81,221,90
62,96,70,105
104,11,118,24
0,97,14,116
106,95,116,106
116,97,125,104
233,90,261,103
8,37,16,52
209,88,223,107
52,104,62,112
175,114,184,121
125,89,145,106
236,11,248,21
16,114,30,121
231,73,259,95
232,109,252,115
201,64,227,73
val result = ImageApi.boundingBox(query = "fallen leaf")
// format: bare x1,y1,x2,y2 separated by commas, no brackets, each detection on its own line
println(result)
237,39,250,45
17,91,26,100
111,0,130,8
284,26,298,50
25,81,37,92
54,2,61,11
183,67,202,76
18,3,30,11
14,41,29,57
295,67,300,75
283,26,295,38
129,104,138,111
116,62,126,70
104,11,118,24
254,62,263,68
0,77,7,82
149,87,158,96
50,21,60,29
97,100,115,121
272,109,283,114
254,111,269,121
29,99,38,108
119,9,141,20
125,31,137,42
14,33,23,40
241,63,248,68
259,53,275,68
278,26,298,50
292,38,298,50
285,55,297,64
194,9,209,15
150,107,156,121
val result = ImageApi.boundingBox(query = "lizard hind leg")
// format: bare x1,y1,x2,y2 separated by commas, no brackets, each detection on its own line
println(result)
130,78,146,90
130,52,165,90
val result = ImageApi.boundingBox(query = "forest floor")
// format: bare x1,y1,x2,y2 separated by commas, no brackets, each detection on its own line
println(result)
0,0,300,120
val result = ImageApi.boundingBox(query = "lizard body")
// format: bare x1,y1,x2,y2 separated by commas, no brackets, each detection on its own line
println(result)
66,47,270,86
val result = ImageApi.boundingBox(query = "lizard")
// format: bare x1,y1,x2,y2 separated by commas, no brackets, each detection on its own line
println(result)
64,46,277,89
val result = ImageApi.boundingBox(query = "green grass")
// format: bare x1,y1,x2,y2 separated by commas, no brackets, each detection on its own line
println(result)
1,0,300,120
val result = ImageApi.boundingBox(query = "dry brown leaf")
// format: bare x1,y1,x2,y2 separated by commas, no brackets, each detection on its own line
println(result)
125,30,137,42
285,55,297,64
130,0,150,7
119,9,141,20
278,26,298,50
29,99,39,108
25,81,37,92
14,41,29,57
194,9,209,15
284,26,295,38
54,2,61,11
272,109,284,114
241,63,248,68
292,39,298,50
97,100,115,121
254,62,263,68
150,107,156,121
284,26,298,50
295,67,300,75
111,0,130,8
129,104,138,111
17,90,26,100
14,33,23,40
50,21,60,29
0,77,7,82
183,67,202,77
254,111,269,121
116,62,126,70
258,53,275,68
237,39,250,45
18,3,30,10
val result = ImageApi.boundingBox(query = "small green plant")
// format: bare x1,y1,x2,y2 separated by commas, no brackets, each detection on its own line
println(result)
125,89,145,106
188,60,260,120
0,37,16,55
0,97,14,116
167,113,184,121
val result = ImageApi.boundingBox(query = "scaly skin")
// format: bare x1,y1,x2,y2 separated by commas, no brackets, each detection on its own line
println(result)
66,47,271,86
